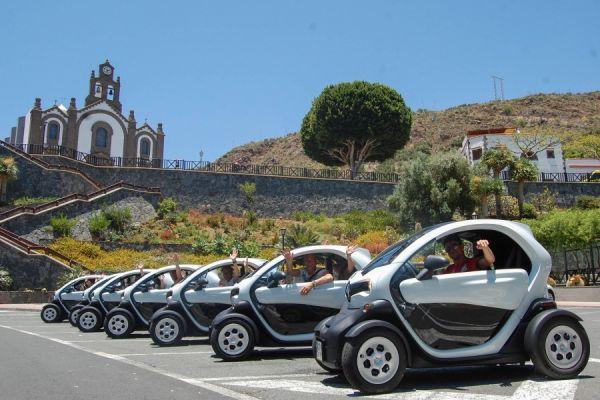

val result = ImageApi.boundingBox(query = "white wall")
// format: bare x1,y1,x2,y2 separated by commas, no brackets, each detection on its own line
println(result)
77,113,125,158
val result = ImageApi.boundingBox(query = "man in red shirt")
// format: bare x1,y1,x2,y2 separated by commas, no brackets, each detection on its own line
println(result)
442,235,496,274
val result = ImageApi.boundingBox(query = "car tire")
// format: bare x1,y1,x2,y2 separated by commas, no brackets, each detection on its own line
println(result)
210,318,255,361
41,304,62,323
548,289,556,301
150,311,186,346
104,308,135,339
77,307,103,332
312,338,341,373
68,305,83,327
341,328,407,394
530,316,590,379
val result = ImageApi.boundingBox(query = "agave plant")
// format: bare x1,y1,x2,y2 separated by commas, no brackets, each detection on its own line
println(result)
0,156,18,202
287,224,319,248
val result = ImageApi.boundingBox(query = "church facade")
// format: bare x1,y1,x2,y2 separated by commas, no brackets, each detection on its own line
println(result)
7,60,164,162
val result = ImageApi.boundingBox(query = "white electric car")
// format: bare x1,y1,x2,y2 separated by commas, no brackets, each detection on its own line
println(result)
40,274,103,323
209,245,371,361
313,220,590,394
103,265,198,338
149,258,266,346
66,274,116,326
77,269,153,332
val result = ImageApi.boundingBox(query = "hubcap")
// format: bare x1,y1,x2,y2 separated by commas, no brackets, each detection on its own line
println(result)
108,314,129,335
155,317,180,342
70,310,80,324
356,336,400,385
218,323,249,356
80,311,97,329
545,325,583,369
43,308,57,321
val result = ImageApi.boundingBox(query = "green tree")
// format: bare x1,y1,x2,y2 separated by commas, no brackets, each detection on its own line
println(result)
0,156,18,203
509,158,539,218
239,181,257,206
300,81,412,179
470,164,504,218
388,151,473,228
563,134,600,159
481,147,516,217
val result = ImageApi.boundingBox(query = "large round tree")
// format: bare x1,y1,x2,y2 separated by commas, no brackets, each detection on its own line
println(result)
300,81,412,179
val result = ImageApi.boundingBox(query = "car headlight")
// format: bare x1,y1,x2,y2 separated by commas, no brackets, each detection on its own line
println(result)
346,279,371,300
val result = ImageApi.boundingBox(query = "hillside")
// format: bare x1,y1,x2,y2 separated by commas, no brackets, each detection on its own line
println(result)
216,91,600,169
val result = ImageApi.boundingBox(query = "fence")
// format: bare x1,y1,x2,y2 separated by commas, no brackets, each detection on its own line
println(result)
550,243,600,285
501,170,596,183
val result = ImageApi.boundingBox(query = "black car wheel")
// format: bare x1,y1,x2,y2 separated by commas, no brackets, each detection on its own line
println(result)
41,304,62,323
210,318,255,361
77,307,103,332
150,311,186,346
530,316,590,379
104,308,135,338
68,306,83,327
341,328,407,394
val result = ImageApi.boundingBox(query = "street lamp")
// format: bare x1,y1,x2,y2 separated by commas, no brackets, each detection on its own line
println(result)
279,228,286,249
471,211,478,220
199,149,204,163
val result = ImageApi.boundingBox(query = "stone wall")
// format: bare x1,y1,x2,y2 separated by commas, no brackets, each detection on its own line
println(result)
36,155,396,216
0,241,71,289
1,192,160,243
504,181,600,206
0,148,96,201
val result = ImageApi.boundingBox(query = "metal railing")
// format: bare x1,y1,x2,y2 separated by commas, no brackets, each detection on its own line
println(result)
550,243,600,285
501,170,596,183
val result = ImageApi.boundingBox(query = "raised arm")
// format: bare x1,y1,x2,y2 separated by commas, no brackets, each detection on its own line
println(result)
346,245,358,275
172,253,183,282
283,248,300,277
230,248,240,279
476,240,495,269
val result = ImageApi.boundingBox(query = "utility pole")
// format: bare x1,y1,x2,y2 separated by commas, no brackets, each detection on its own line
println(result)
491,76,505,100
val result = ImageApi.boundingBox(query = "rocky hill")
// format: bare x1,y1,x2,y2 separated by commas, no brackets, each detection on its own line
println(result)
216,91,600,169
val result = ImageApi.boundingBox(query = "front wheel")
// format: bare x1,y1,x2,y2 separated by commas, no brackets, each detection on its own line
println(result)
341,328,407,394
77,307,103,332
530,316,590,379
41,304,62,323
104,308,135,338
210,318,255,361
150,311,186,346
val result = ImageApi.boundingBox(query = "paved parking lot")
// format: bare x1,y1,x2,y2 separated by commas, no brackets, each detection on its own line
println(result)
0,308,599,400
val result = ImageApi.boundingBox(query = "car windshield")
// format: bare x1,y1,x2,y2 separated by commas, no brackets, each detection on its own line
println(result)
361,223,446,274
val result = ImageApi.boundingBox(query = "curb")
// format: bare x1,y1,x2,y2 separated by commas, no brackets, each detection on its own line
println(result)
556,301,600,308
0,304,43,312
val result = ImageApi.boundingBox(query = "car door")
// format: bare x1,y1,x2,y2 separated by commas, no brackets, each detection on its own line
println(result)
183,263,234,327
254,250,351,336
397,238,529,350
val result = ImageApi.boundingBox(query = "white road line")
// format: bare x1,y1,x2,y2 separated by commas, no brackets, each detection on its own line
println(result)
68,338,150,342
121,351,213,356
589,357,600,363
199,373,312,382
0,324,258,400
225,377,580,400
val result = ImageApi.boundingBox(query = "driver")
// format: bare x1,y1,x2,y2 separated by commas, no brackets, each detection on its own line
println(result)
283,249,334,296
442,235,495,274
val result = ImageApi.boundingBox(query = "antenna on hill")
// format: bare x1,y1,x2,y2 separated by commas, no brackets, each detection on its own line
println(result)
491,76,505,100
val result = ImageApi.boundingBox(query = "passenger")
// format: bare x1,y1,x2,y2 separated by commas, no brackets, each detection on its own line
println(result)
219,248,241,286
160,253,185,288
326,245,358,280
442,235,495,274
282,248,334,296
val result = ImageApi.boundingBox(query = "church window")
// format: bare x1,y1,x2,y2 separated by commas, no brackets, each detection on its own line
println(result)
107,85,114,101
48,122,59,141
95,82,102,97
140,138,151,157
95,127,108,148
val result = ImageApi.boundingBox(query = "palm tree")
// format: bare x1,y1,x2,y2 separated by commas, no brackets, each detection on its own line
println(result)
0,156,18,203
509,158,538,218
481,147,516,217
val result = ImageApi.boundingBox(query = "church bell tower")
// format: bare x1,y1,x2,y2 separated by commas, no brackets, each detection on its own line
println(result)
85,60,122,112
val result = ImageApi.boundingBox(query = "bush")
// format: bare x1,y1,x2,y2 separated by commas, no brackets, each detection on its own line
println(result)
522,202,537,219
103,207,132,233
157,198,178,219
287,224,320,248
355,231,389,255
488,195,520,219
50,214,76,237
523,209,600,250
531,188,556,214
575,195,600,210
567,274,586,287
239,182,257,206
502,105,515,116
0,267,13,290
13,196,58,206
341,210,399,235
88,213,110,239
244,210,258,227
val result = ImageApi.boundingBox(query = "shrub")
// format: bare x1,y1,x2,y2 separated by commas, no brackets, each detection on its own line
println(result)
575,195,600,210
207,213,225,228
192,237,212,256
502,105,515,116
522,202,537,219
567,274,586,287
523,209,600,250
0,267,13,290
103,207,132,233
547,276,557,287
239,181,257,206
244,210,258,227
160,229,174,241
488,195,520,219
157,198,177,219
287,224,320,248
341,210,399,235
531,188,556,214
88,213,110,239
355,231,389,255
13,196,58,206
50,214,76,237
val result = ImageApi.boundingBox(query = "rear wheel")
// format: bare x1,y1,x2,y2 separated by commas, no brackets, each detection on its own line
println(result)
530,316,590,379
341,328,407,394
68,306,83,327
210,318,255,361
41,304,62,323
150,311,186,346
77,307,103,332
104,308,135,338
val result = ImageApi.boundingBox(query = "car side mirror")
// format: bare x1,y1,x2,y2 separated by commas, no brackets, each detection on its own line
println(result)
195,278,209,290
416,255,450,280
268,270,286,288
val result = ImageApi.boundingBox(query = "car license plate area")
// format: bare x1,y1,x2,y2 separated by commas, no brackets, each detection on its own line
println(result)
315,340,323,361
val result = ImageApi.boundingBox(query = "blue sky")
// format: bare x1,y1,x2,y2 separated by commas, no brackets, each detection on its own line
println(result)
1,0,598,161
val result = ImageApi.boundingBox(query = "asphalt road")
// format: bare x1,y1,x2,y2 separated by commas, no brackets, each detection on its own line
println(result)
0,308,599,400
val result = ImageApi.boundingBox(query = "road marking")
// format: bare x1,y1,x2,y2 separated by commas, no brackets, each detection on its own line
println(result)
68,338,150,342
121,351,213,356
200,373,312,381
589,357,600,363
0,324,258,400
224,377,579,400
